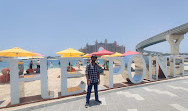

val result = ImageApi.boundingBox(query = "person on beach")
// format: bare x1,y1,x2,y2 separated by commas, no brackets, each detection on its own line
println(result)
78,60,81,69
1,68,10,83
50,62,53,68
36,60,40,69
58,61,61,68
85,54,102,107
68,62,71,66
86,59,90,64
29,60,33,69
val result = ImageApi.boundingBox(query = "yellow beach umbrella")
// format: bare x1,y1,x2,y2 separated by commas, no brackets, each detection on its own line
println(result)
61,54,81,57
26,56,44,59
25,52,44,59
82,54,91,58
101,55,111,58
101,52,122,58
110,52,122,57
56,48,84,57
0,47,37,57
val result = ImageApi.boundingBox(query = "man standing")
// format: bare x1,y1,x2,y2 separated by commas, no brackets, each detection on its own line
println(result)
36,60,40,69
29,60,33,69
85,54,102,107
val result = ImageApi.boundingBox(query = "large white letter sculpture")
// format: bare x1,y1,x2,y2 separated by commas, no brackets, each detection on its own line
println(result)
2,58,53,105
59,57,86,96
106,55,147,87
148,55,168,81
127,55,146,84
106,57,125,88
182,55,188,76
169,55,182,77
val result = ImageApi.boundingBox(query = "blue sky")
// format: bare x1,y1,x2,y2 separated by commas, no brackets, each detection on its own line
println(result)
0,0,188,56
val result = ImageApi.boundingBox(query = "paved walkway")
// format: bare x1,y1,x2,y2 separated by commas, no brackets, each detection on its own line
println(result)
4,77,188,111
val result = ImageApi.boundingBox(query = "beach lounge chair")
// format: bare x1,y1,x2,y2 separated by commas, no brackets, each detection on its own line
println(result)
67,71,83,77
0,68,10,83
26,69,34,74
66,66,83,78
0,73,10,83
25,68,40,75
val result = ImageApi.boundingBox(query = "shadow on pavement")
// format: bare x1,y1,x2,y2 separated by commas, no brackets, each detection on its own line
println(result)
88,99,101,107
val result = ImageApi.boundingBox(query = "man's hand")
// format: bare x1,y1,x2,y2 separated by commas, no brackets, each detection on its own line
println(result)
87,80,90,86
98,79,100,85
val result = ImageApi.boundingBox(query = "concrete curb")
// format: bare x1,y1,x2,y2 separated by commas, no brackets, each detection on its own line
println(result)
10,76,188,111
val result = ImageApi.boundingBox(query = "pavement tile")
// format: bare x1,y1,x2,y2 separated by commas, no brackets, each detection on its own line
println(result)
106,104,118,111
96,106,108,111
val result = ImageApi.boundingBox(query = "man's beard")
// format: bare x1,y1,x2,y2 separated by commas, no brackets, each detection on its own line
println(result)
92,60,96,63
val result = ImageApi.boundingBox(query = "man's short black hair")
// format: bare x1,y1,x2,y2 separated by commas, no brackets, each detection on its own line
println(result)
91,54,97,58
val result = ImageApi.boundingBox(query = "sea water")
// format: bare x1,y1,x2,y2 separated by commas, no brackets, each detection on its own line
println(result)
0,59,104,72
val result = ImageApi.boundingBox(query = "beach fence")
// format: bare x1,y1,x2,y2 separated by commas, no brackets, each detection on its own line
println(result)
0,55,188,109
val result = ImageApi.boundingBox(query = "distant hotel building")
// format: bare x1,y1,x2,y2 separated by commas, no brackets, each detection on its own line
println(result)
79,39,125,54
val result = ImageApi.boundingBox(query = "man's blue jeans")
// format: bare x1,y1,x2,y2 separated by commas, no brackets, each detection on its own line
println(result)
86,82,99,103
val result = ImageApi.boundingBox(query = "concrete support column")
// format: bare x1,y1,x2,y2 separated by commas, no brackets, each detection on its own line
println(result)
166,34,184,55
166,34,184,76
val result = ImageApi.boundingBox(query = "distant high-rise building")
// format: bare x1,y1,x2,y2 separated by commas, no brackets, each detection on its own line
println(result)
79,39,125,53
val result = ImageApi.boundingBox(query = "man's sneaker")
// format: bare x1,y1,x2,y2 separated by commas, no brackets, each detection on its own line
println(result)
85,103,89,108
95,100,102,104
